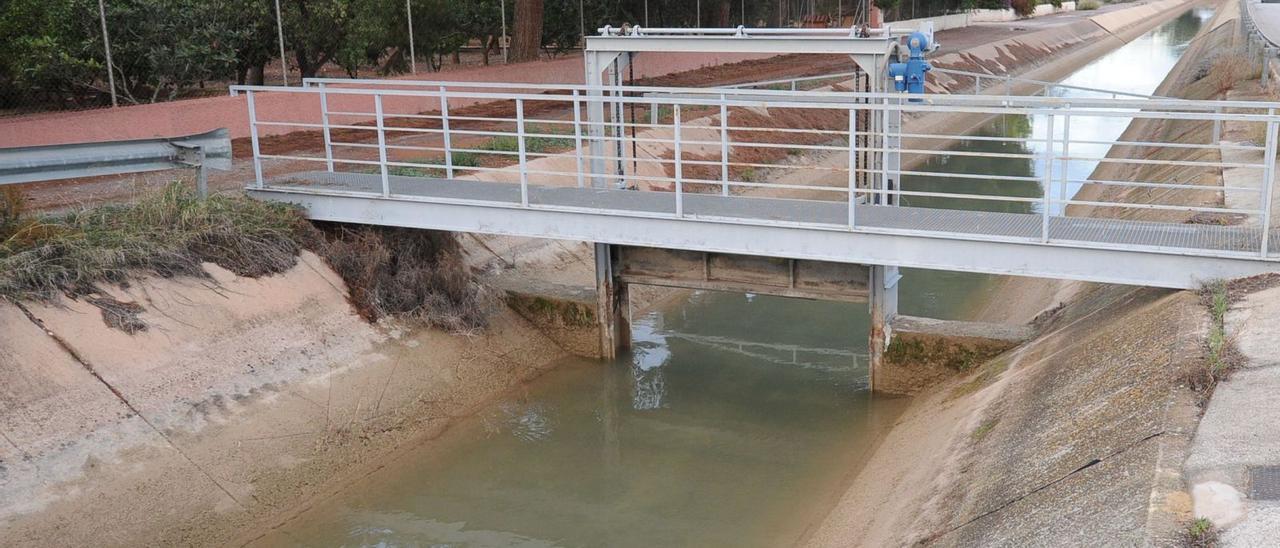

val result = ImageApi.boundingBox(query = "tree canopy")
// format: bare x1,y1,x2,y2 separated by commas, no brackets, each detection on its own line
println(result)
0,0,985,111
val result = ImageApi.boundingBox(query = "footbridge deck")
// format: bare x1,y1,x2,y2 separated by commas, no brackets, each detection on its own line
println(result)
232,80,1280,290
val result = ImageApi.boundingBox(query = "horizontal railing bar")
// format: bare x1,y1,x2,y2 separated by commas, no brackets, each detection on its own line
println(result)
233,84,1280,114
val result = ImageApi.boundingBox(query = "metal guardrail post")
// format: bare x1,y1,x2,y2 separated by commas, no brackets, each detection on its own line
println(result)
374,95,390,197
719,95,730,197
517,98,529,206
1261,112,1278,257
573,90,585,188
975,74,982,94
674,104,684,217
319,83,334,172
247,91,263,189
1041,114,1056,243
440,85,454,178
651,99,659,127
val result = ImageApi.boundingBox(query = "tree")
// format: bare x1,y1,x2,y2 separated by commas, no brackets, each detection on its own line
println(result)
511,0,545,62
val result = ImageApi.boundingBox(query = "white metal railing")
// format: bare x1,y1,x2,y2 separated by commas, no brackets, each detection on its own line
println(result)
231,81,1280,258
721,67,1170,100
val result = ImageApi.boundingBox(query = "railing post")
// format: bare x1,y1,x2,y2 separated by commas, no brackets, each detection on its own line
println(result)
440,85,454,178
791,80,798,92
573,90,585,188
374,94,390,197
1005,73,1012,100
719,95,730,197
1059,113,1071,206
319,83,334,172
517,98,529,206
1041,113,1056,243
1261,111,1278,257
848,107,858,228
674,104,683,217
1213,107,1222,144
975,74,982,94
651,98,659,127
246,90,264,189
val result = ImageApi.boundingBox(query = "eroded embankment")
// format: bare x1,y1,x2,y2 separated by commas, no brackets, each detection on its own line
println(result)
809,3,1242,545
0,203,573,546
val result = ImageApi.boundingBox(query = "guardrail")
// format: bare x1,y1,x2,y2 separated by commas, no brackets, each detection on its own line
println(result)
231,81,1280,258
0,129,232,196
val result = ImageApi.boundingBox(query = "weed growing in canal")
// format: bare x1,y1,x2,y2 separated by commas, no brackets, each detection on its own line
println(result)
0,183,310,303
1186,280,1240,400
1182,517,1218,547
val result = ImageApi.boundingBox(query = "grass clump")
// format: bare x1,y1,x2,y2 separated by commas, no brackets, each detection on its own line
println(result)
1076,0,1101,10
1183,517,1218,547
0,183,310,303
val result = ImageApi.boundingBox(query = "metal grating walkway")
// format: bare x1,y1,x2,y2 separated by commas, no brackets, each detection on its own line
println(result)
266,171,1267,257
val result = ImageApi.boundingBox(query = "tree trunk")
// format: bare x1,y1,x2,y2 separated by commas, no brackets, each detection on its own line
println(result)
718,0,731,27
511,0,544,63
482,35,493,65
248,64,266,86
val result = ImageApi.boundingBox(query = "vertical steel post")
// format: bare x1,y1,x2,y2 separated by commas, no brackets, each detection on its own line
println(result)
1041,114,1056,242
975,74,982,94
674,104,684,217
1059,114,1071,207
1261,113,1278,256
375,95,390,197
319,83,334,172
440,86,453,178
573,90,585,188
406,0,417,74
97,0,118,107
247,91,263,188
848,106,858,228
1213,107,1223,145
274,0,289,85
517,99,529,206
720,95,730,197
196,148,208,198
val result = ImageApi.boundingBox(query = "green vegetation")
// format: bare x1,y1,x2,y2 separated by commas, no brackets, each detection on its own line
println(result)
0,184,309,303
1188,280,1236,397
1206,280,1230,375
1077,0,1102,11
971,418,999,441
1183,517,1218,547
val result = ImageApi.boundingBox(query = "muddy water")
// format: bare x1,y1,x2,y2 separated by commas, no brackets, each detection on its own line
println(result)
250,9,1211,547
902,6,1214,319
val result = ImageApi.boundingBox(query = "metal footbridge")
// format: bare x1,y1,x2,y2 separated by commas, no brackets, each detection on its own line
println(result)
231,26,1280,291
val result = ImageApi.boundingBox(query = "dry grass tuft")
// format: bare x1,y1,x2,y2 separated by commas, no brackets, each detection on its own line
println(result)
0,183,310,303
313,224,494,333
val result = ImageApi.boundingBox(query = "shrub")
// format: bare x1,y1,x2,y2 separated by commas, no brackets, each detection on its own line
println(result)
313,224,493,332
1077,0,1100,9
1209,52,1255,94
1010,0,1038,16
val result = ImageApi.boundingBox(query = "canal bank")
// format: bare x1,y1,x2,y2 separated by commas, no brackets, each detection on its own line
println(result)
812,3,1253,545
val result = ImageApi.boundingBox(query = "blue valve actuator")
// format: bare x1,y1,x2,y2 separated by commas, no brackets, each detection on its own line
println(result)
888,31,932,98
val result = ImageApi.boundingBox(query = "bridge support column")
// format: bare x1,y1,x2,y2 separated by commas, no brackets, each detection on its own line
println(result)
595,243,631,360
868,264,900,392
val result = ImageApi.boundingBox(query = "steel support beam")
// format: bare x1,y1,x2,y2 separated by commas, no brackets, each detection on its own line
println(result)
595,243,630,360
248,189,1279,289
